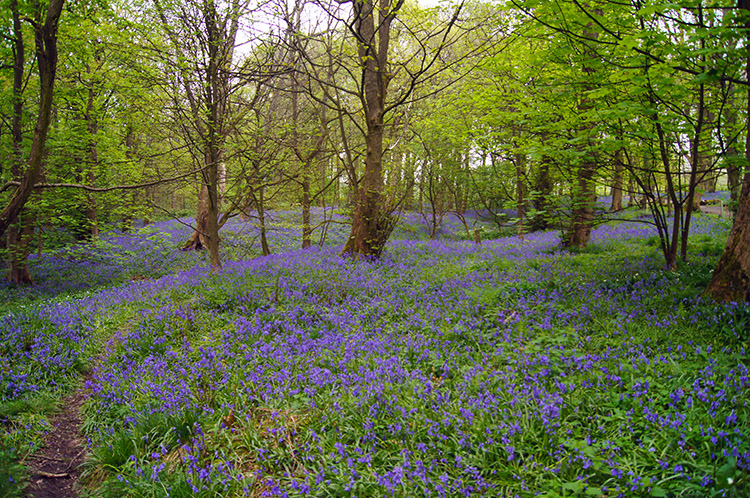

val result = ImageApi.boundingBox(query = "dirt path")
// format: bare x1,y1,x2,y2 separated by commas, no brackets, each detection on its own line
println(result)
24,388,88,498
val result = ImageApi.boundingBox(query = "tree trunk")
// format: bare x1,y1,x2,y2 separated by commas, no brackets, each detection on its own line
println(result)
85,85,99,240
204,157,221,269
404,153,415,210
564,12,601,248
157,0,240,271
183,184,211,250
531,151,554,231
6,216,34,285
302,173,312,249
724,82,743,206
343,124,392,256
515,152,525,239
566,166,597,247
340,0,400,258
5,0,34,285
610,149,624,211
257,186,271,257
705,0,750,301
0,0,65,239
681,76,706,262
706,171,750,301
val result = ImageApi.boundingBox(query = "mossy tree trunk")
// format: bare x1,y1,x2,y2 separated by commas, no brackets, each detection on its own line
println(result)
705,0,750,302
3,0,64,283
340,0,402,258
610,149,624,212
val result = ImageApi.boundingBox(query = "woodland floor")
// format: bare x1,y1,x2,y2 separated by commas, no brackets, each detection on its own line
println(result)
24,387,87,498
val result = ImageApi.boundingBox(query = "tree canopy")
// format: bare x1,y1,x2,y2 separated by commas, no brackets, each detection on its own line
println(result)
0,0,748,299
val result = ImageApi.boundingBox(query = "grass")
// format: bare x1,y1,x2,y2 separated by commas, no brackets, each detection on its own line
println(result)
1,209,749,497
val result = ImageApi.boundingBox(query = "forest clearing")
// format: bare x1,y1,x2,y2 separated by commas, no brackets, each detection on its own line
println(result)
1,207,749,497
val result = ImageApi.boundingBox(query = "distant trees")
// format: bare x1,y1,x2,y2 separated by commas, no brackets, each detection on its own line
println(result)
1,0,749,301
149,0,250,270
311,0,491,258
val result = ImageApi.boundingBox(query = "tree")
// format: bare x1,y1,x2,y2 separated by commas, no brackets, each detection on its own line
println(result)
321,0,478,257
705,1,750,302
335,0,403,257
151,0,248,270
279,0,340,249
0,0,65,283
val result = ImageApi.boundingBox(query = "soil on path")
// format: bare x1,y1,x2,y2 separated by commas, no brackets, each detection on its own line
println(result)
24,388,88,498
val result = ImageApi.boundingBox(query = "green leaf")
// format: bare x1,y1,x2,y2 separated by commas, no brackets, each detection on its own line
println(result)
562,481,584,493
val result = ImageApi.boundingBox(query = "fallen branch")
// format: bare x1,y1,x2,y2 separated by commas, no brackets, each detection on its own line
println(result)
35,471,69,479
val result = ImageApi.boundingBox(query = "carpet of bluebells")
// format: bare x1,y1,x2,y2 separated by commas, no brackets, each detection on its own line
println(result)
2,207,750,497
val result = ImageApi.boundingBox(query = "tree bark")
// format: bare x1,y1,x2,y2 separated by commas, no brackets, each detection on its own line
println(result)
5,0,35,284
566,165,597,248
530,138,554,232
340,0,402,258
564,11,601,248
705,0,750,302
257,186,271,257
706,172,750,302
724,82,743,205
183,184,211,250
610,149,624,212
302,173,312,249
6,216,34,284
85,83,99,240
515,152,526,239
681,73,706,262
0,0,65,240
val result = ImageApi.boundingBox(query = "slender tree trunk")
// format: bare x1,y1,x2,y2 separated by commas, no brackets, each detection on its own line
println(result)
705,0,750,301
302,172,312,249
565,13,601,248
332,157,340,207
627,172,637,207
610,149,624,211
10,0,23,179
682,76,706,262
241,185,252,221
516,152,525,239
0,0,65,239
658,122,681,270
531,138,554,232
204,149,221,269
85,84,99,239
257,186,271,256
695,105,716,195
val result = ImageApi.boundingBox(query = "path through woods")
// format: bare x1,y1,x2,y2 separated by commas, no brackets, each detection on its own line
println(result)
24,388,87,498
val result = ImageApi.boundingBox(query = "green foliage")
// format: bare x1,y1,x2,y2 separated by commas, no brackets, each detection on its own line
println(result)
0,448,26,498
0,395,58,497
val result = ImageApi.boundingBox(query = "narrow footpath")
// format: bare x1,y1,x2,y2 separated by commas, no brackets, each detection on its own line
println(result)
24,388,87,498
